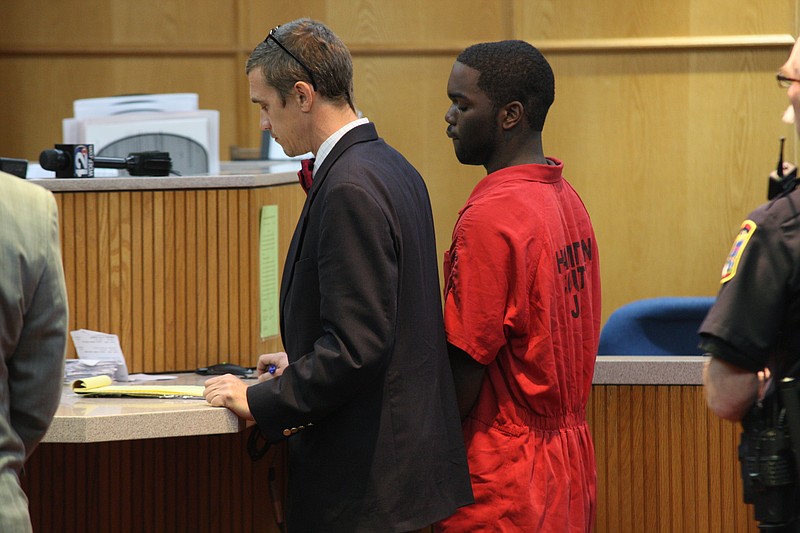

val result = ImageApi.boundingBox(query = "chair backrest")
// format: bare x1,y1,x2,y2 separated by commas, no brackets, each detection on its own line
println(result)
597,296,715,355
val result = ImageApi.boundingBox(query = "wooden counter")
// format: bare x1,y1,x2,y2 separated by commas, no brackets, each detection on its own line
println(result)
42,374,245,444
23,167,301,532
27,373,283,533
24,357,757,533
31,162,299,192
590,356,755,533
32,165,307,373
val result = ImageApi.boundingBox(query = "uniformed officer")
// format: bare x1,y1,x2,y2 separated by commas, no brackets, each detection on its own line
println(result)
699,36,800,532
701,37,800,421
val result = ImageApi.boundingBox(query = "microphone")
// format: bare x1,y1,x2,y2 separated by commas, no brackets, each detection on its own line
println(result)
39,144,172,178
95,152,172,176
39,144,95,178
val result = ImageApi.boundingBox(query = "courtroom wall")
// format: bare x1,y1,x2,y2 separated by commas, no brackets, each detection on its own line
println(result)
0,0,796,325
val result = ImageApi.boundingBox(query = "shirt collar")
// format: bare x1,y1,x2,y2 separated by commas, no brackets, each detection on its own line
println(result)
314,117,370,174
467,158,564,204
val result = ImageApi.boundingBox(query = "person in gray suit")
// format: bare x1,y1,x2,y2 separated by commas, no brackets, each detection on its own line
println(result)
0,171,68,532
204,18,472,532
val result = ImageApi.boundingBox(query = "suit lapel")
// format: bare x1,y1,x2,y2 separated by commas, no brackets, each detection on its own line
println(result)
279,123,379,339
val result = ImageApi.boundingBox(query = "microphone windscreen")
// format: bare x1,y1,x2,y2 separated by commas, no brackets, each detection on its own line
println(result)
39,149,69,171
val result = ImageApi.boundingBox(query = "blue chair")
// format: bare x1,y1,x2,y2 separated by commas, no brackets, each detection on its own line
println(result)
597,297,715,355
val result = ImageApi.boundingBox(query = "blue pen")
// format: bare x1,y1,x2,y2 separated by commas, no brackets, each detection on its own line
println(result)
268,364,277,375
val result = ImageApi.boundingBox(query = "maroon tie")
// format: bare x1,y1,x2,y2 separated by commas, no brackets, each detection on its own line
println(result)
297,158,315,194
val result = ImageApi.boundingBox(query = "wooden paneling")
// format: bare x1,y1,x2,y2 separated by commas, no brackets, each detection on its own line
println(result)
544,46,794,320
0,55,240,167
4,0,798,325
516,0,793,38
0,0,238,48
351,54,482,279
23,433,286,533
512,0,795,323
0,54,241,168
54,184,306,372
589,385,757,533
240,0,510,47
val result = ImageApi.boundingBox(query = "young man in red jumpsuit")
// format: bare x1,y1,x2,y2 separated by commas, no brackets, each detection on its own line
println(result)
436,40,601,533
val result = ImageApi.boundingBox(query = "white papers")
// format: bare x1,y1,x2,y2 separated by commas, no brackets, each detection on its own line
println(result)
61,93,220,176
64,359,118,383
63,110,220,175
73,93,199,119
127,374,178,382
69,329,130,381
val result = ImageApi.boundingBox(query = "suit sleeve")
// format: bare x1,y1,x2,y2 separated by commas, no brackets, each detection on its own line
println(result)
248,181,398,441
9,191,68,459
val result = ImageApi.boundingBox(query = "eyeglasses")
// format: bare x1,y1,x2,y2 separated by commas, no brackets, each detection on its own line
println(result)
777,72,800,88
264,26,318,91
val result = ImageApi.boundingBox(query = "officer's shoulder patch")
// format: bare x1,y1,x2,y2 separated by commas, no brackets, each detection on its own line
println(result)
721,219,757,283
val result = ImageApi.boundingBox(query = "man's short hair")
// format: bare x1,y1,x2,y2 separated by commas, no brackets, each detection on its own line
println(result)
456,40,554,131
246,18,354,110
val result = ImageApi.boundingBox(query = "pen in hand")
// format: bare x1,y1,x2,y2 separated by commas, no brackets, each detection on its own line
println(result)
256,362,279,382
257,352,288,379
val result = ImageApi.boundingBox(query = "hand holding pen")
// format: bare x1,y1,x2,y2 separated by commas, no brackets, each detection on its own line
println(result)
257,351,289,381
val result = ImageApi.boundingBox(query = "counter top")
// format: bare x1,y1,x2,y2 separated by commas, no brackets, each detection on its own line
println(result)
30,161,299,192
43,374,254,443
42,356,707,444
592,355,708,385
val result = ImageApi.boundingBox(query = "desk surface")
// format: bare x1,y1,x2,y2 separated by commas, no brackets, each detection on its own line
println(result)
43,374,253,443
592,355,707,385
43,357,707,444
30,161,299,192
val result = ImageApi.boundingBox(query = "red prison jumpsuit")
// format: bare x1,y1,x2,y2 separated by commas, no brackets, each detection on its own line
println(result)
436,160,600,533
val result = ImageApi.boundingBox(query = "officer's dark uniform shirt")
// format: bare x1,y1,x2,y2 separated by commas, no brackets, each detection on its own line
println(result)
699,187,800,376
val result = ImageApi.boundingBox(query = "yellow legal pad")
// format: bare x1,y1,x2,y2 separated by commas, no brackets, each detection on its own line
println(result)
71,375,206,399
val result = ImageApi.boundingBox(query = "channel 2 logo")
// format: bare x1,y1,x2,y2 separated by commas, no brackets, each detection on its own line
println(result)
72,144,95,177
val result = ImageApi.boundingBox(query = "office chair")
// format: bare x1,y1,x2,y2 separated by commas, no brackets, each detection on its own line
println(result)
597,296,715,355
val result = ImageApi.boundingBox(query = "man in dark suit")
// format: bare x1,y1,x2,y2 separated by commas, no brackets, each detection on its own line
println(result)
0,171,68,533
204,18,472,532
